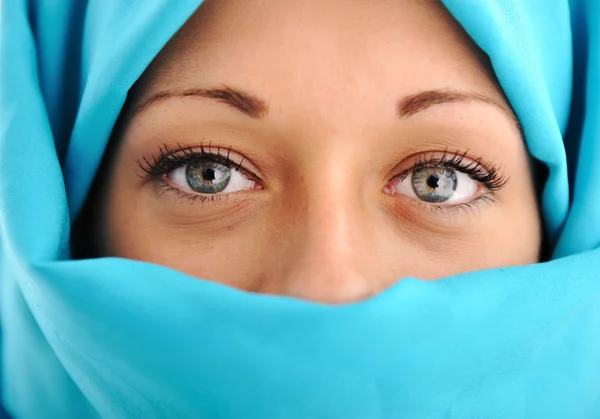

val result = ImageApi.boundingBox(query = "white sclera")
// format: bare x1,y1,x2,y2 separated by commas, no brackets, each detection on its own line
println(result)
169,163,256,194
392,169,479,204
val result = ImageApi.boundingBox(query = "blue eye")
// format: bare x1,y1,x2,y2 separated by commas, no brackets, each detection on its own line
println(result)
411,167,457,203
389,166,479,204
185,161,232,194
167,159,257,195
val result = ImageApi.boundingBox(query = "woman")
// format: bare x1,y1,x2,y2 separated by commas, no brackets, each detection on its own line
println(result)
75,0,541,302
1,0,599,418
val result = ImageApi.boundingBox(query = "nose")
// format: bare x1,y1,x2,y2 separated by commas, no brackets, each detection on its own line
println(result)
281,263,376,304
263,174,381,304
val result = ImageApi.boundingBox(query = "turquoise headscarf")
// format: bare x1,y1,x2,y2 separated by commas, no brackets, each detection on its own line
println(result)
1,0,599,417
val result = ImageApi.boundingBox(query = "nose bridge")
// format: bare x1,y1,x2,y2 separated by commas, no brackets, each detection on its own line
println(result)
299,151,365,258
274,156,379,303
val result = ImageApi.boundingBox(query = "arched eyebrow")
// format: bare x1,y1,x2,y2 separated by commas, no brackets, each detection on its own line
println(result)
397,89,516,122
132,85,516,124
132,85,268,119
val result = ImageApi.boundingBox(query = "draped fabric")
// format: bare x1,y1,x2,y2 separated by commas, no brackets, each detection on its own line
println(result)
1,0,599,417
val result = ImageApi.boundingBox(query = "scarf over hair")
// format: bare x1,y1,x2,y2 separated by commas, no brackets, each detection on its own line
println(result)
1,0,599,417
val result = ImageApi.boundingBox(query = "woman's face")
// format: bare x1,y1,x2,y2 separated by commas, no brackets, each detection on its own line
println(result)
87,0,541,303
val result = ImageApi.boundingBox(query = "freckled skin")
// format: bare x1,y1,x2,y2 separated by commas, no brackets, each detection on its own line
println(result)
77,0,542,304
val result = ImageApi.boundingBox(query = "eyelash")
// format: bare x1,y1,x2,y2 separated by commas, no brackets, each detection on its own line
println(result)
137,143,250,176
137,143,261,205
391,149,508,214
396,150,507,189
137,144,508,210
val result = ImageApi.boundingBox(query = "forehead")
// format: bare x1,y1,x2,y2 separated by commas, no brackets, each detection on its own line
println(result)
132,0,501,117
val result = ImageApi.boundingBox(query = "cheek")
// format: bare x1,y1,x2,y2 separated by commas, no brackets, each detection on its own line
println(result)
112,222,275,292
105,192,541,292
379,195,541,278
104,181,273,290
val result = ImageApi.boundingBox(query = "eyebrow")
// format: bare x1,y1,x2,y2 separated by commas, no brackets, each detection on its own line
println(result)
132,85,268,119
133,85,515,124
397,89,515,122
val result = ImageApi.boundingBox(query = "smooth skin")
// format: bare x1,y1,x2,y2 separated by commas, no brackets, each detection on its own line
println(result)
78,0,542,303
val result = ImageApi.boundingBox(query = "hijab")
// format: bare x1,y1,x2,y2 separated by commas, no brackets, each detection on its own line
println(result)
1,0,599,417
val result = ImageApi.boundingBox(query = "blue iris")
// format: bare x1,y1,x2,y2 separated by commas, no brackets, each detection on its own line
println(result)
412,167,457,202
185,160,231,193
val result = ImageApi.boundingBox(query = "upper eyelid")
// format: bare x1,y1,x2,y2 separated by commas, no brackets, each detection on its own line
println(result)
387,150,508,189
137,145,263,180
385,150,470,180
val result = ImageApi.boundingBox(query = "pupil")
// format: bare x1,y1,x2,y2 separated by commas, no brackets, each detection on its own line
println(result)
203,168,216,182
426,175,439,189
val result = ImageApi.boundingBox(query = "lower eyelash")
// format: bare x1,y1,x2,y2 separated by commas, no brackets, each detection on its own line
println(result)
420,193,497,216
157,181,230,206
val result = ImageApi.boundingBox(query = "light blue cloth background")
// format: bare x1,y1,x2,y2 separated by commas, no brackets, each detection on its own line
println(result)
1,0,599,417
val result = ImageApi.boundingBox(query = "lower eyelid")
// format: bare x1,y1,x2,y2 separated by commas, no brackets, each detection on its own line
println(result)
386,175,497,211
425,194,495,211
157,181,230,206
384,194,498,232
